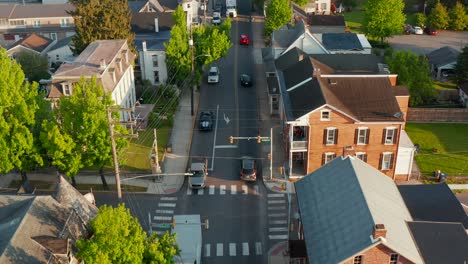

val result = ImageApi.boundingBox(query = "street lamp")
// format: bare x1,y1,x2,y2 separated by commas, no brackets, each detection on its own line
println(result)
189,31,210,116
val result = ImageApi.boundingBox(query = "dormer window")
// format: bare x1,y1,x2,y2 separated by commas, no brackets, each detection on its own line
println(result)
321,110,330,121
62,83,72,96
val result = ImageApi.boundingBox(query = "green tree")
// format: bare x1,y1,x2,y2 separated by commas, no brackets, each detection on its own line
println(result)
69,0,135,55
386,50,437,106
76,204,147,264
449,2,467,31
15,51,51,83
0,48,41,180
292,0,308,7
265,0,293,37
453,45,468,85
428,2,450,29
363,0,406,44
342,0,358,10
165,6,232,86
414,12,427,27
143,232,180,264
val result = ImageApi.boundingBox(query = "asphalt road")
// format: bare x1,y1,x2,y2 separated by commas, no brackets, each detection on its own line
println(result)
387,30,468,55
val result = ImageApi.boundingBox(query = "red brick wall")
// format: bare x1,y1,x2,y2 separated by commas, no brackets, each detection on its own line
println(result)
307,108,402,179
342,244,414,264
395,96,409,129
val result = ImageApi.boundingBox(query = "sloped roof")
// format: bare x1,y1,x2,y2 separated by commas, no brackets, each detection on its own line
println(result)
8,33,53,53
278,55,404,121
398,184,468,229
427,46,460,67
157,0,178,10
48,35,73,51
308,15,345,26
3,3,74,19
308,54,384,73
275,47,306,71
322,33,363,51
408,222,468,264
131,12,174,33
271,20,306,49
295,156,422,264
134,31,171,51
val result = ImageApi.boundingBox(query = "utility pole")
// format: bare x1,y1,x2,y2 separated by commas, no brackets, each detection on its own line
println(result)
107,107,139,199
270,127,273,180
190,26,195,116
203,0,207,25
151,128,162,174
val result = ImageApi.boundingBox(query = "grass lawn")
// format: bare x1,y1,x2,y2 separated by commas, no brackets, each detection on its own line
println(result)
343,10,365,33
8,180,147,192
406,123,468,177
433,81,457,90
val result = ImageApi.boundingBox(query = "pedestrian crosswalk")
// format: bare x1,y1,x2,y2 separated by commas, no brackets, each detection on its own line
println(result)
204,242,263,257
267,193,289,240
186,184,259,196
150,196,178,235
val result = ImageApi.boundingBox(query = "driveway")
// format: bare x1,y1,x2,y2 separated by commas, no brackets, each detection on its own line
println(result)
388,30,468,55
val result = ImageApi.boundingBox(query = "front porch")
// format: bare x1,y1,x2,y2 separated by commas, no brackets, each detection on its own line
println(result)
284,125,308,179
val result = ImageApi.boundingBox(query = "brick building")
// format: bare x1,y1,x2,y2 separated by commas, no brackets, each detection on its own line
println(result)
276,48,414,180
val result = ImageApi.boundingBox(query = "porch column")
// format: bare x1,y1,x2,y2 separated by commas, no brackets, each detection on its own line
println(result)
289,125,293,177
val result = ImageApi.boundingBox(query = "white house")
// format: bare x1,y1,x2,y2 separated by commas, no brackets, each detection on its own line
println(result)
459,83,468,108
46,35,74,65
47,40,136,120
426,46,460,80
179,0,201,28
136,34,170,85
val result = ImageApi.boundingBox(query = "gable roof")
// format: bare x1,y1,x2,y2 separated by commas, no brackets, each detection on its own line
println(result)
294,156,422,264
321,33,363,51
408,222,468,264
308,15,345,26
309,54,385,74
156,0,178,10
271,20,306,49
275,47,306,71
48,35,73,51
278,54,404,122
134,30,171,51
0,176,97,264
398,184,468,229
8,33,54,53
131,12,174,33
0,3,74,19
426,46,460,67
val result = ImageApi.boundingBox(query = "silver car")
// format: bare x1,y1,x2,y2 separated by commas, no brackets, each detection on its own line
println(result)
188,159,208,189
207,66,219,84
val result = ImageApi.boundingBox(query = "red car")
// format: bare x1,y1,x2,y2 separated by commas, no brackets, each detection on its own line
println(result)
240,34,250,45
424,27,437,35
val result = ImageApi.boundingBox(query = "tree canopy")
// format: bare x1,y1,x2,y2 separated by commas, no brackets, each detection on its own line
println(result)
15,51,50,83
454,45,468,85
0,48,42,177
68,0,135,55
363,0,406,43
292,0,308,7
165,6,232,86
386,50,437,106
449,2,467,31
77,204,179,264
427,2,450,29
265,0,293,37
414,13,427,27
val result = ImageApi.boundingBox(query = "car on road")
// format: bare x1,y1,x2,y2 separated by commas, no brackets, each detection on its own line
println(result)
212,11,221,25
207,66,219,83
240,74,253,87
240,157,257,181
199,111,214,131
188,158,208,189
413,26,423,35
240,34,250,45
425,27,437,35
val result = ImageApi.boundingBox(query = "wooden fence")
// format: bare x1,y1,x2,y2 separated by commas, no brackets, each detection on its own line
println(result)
407,108,468,123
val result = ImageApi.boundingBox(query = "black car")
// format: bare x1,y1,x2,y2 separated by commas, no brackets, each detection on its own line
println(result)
199,111,214,131
240,157,257,181
240,74,253,87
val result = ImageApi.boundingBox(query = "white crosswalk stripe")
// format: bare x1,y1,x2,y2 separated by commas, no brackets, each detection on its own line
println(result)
209,185,215,195
268,206,286,210
242,242,249,256
231,185,237,194
197,188,204,195
268,213,287,217
229,243,236,256
205,244,211,257
216,243,223,256
256,242,262,255
153,216,172,221
268,200,286,204
160,197,178,201
158,203,176,207
267,193,285,198
242,185,248,195
156,209,173,214
267,192,289,241
269,234,289,240
269,227,288,232
220,185,226,195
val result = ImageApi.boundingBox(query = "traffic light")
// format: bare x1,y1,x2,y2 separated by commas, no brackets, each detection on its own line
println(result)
257,136,262,143
229,136,234,144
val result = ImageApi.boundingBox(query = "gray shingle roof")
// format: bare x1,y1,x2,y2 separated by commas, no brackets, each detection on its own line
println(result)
295,156,423,264
3,3,74,19
408,222,468,264
271,20,306,49
322,33,363,51
398,184,468,229
309,54,384,73
49,35,73,51
426,46,460,68
275,47,306,71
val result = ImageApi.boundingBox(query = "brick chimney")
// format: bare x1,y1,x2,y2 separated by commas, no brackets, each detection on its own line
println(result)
373,224,387,239
99,59,106,70
343,146,355,157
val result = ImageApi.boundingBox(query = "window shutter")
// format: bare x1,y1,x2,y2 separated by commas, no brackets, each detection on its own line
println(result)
322,153,326,165
392,129,398,144
389,153,394,169
354,129,358,144
379,153,383,169
323,129,327,145
382,129,386,144
334,129,338,144
365,129,370,144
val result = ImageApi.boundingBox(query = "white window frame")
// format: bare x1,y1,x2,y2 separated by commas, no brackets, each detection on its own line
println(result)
324,152,336,164
152,54,158,67
33,20,40,28
50,33,57,40
384,127,397,145
60,18,70,27
154,70,160,83
355,152,367,162
326,127,337,145
389,253,399,264
381,152,393,171
356,127,368,145
320,110,330,121
62,83,72,96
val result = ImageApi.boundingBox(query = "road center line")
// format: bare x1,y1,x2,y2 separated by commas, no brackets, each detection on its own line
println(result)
210,104,219,171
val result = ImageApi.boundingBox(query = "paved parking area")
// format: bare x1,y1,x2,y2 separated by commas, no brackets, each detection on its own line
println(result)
388,30,468,55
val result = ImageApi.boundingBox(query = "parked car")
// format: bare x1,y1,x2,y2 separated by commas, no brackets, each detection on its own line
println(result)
424,27,437,35
188,158,208,189
212,11,221,25
404,24,414,34
240,74,253,87
199,111,214,131
240,34,250,45
413,26,423,35
240,157,257,181
207,66,219,83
